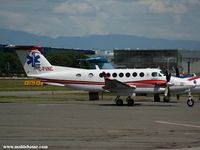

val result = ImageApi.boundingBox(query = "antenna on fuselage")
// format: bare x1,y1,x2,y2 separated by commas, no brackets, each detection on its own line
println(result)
95,65,100,70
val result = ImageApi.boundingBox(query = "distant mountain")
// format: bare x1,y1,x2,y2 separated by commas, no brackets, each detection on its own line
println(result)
0,27,200,50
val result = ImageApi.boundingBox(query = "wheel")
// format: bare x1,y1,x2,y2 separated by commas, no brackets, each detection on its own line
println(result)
127,98,134,106
187,99,194,107
116,99,123,106
163,96,170,102
154,94,160,102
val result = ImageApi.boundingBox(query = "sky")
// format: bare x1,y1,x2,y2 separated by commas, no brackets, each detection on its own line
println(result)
0,0,200,41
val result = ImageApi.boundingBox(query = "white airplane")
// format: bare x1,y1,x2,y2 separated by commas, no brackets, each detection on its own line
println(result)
13,45,198,106
174,75,200,106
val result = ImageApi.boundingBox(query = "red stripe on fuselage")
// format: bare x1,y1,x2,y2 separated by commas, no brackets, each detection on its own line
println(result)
40,78,166,87
126,80,166,87
188,76,200,81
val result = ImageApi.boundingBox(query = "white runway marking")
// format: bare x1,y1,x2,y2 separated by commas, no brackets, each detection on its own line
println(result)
155,121,200,128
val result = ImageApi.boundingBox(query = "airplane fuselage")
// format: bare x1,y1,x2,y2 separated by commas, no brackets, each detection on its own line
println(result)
32,68,195,95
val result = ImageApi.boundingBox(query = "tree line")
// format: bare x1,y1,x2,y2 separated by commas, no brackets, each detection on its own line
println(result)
0,51,88,77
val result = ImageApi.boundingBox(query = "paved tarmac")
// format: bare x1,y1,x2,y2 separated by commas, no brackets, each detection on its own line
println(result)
0,99,200,150
0,91,70,96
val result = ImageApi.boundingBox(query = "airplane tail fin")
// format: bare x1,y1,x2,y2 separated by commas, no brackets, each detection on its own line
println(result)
14,45,54,76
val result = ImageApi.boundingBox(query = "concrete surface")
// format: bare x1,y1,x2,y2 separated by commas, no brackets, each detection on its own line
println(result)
0,99,200,150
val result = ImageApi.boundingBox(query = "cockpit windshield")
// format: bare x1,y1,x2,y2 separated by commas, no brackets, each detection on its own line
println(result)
159,71,164,76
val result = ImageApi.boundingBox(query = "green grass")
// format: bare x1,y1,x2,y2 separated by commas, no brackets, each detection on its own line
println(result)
0,93,86,103
0,92,114,103
0,79,115,103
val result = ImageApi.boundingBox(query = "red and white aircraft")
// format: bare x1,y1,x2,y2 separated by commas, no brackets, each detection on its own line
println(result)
13,45,198,106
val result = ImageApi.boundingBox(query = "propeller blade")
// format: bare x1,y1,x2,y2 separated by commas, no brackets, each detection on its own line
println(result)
175,67,180,100
164,70,171,98
175,67,180,77
165,70,171,82
167,87,171,97
164,86,168,96
176,94,180,100
164,87,171,97
168,73,171,82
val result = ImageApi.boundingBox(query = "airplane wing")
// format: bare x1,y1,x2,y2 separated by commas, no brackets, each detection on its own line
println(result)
103,78,136,91
43,82,65,87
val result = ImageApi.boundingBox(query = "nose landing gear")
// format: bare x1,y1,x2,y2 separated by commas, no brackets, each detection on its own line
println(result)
187,99,194,107
187,91,194,107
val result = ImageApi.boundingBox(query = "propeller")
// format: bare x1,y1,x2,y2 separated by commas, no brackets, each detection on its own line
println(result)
175,67,180,100
165,70,171,82
164,68,180,101
175,67,180,77
164,70,171,100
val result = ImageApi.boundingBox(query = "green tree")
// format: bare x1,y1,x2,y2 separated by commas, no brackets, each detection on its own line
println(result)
46,51,88,68
0,52,24,76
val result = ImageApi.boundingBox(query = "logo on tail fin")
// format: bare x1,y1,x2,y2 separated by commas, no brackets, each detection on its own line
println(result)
27,52,40,67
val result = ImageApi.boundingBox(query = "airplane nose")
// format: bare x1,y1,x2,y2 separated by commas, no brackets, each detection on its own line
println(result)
189,80,197,89
181,79,196,89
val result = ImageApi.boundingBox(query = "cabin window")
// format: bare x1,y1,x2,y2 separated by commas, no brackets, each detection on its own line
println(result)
107,73,111,77
119,73,124,77
132,72,137,77
76,74,81,77
99,73,104,78
126,73,130,77
88,73,94,78
140,72,144,77
112,73,117,78
151,72,158,77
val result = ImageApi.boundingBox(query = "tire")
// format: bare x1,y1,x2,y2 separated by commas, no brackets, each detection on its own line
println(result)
187,99,194,107
154,94,160,102
127,98,134,106
163,96,170,102
116,99,123,106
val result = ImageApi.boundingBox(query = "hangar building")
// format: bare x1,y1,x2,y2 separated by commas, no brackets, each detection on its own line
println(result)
113,49,200,75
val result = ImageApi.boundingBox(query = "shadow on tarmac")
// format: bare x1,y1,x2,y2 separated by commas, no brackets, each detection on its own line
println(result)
99,102,174,107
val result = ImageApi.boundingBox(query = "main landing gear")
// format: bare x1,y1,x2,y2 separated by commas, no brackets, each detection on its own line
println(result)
115,96,134,106
163,96,170,102
115,96,123,106
154,94,170,102
187,91,194,107
154,94,160,102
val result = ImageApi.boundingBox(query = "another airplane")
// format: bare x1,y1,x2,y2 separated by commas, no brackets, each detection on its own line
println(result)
174,74,200,106
12,45,198,106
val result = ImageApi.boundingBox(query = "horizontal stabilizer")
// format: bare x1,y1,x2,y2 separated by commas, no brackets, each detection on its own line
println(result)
7,45,40,50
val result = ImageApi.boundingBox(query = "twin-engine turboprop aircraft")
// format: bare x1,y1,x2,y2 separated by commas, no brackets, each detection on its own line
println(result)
12,45,199,106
